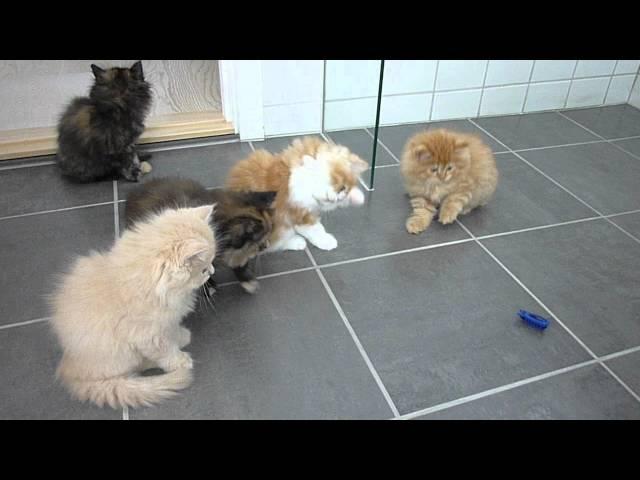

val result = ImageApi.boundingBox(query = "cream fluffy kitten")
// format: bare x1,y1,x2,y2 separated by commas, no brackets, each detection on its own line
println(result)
401,129,498,234
50,205,217,409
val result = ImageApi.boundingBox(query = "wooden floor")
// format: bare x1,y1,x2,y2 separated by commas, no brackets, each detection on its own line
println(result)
0,111,234,161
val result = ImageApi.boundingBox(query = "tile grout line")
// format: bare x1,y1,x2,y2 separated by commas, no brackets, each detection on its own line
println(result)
555,111,640,246
303,247,401,418
521,60,537,114
469,113,640,401
396,358,600,420
0,317,50,331
456,218,640,405
563,61,580,109
429,61,440,121
399,342,640,419
476,60,490,118
0,160,56,171
467,117,605,216
0,201,118,222
113,181,120,239
248,141,256,153
603,61,619,105
363,127,401,164
6,210,640,332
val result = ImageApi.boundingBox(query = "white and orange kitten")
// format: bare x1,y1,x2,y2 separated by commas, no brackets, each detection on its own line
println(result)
50,205,217,409
226,136,368,252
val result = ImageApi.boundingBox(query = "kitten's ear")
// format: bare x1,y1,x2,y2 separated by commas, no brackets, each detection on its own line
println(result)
130,61,144,80
413,145,431,162
349,154,369,175
454,140,471,161
242,191,277,210
91,64,106,79
192,204,215,223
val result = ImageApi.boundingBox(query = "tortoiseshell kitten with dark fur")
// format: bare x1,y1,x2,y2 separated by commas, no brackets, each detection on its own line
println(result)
56,61,153,183
125,177,276,294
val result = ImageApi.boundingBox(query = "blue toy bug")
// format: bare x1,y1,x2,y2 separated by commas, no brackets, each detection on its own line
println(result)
518,310,550,330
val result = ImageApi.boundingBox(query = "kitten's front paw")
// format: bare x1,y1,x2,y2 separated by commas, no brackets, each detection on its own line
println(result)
161,351,193,371
438,206,460,225
140,161,152,174
312,232,338,251
240,280,259,294
406,215,431,234
284,235,307,251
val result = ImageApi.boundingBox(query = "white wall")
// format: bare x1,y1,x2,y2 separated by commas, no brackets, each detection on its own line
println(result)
225,60,640,140
629,72,640,109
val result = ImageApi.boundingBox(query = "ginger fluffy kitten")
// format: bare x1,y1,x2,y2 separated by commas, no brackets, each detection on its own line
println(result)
50,205,217,409
401,129,498,234
226,136,368,252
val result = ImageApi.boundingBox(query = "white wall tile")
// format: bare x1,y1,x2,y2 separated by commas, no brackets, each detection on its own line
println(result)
605,75,636,104
381,61,437,95
324,97,378,131
573,60,617,78
615,60,640,75
480,85,527,116
261,60,323,106
629,75,640,109
524,81,571,112
435,60,487,91
324,60,381,101
380,93,431,125
531,60,577,82
484,60,534,87
235,60,265,140
431,89,482,120
566,77,609,108
263,102,322,136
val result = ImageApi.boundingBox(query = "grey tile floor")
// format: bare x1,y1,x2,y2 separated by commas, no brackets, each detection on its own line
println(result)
1,105,640,419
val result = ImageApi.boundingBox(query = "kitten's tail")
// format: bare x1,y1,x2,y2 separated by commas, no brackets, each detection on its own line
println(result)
62,368,193,410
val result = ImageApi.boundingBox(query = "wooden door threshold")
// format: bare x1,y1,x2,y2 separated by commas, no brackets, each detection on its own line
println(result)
0,111,235,161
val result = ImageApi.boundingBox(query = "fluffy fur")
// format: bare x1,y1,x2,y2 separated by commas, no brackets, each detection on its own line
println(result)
225,136,368,252
125,177,276,294
400,129,498,234
49,205,217,409
56,61,153,183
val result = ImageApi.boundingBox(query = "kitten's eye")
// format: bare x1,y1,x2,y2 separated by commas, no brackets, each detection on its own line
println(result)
431,167,438,173
338,186,347,194
202,268,208,275
446,165,453,171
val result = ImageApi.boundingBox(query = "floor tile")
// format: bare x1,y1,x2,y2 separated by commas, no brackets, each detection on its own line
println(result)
321,242,590,414
0,322,121,419
460,153,596,237
609,212,640,239
605,351,640,396
0,205,115,326
520,142,640,215
612,137,640,158
419,364,640,419
0,164,113,218
561,105,640,139
325,129,397,166
130,272,394,419
483,220,640,356
475,112,598,150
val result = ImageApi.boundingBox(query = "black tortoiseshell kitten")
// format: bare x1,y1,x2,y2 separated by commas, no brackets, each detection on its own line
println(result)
56,61,153,182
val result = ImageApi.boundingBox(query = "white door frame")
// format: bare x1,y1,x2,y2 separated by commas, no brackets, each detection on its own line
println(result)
219,60,265,141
